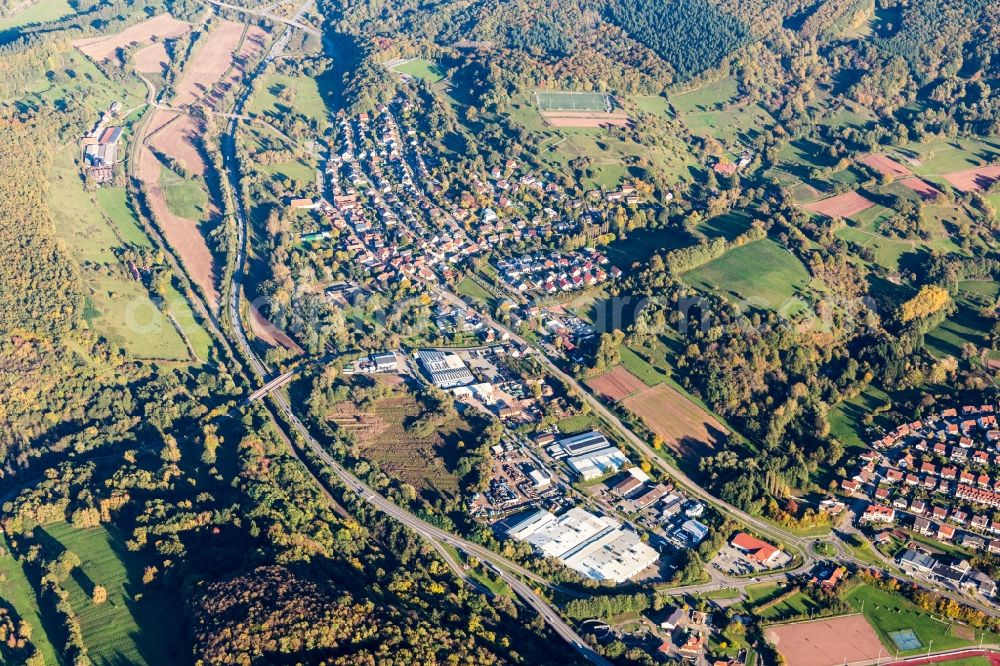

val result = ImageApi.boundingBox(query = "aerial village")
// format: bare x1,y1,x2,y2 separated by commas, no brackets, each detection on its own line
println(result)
841,403,1000,600
277,89,1000,664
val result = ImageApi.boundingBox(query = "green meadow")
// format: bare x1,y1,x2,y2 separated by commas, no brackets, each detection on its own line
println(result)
683,238,811,311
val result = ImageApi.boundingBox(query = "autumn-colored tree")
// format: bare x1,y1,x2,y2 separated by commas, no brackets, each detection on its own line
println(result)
899,285,950,322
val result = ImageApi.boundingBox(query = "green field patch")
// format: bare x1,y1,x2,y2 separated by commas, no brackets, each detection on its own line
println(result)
671,77,739,114
456,276,497,309
95,186,153,247
696,210,753,240
260,157,316,187
754,590,822,621
681,102,775,144
49,147,189,360
683,238,811,311
620,346,666,386
556,413,601,435
506,97,696,187
18,48,145,112
777,137,838,170
0,0,73,29
390,58,446,83
38,522,186,666
959,280,1000,300
604,226,697,273
0,533,60,666
924,300,993,360
633,95,669,114
847,584,1000,656
828,385,891,451
159,163,209,221
250,72,329,125
902,136,1000,176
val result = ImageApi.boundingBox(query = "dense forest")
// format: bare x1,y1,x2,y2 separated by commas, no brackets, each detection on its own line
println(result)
605,0,751,79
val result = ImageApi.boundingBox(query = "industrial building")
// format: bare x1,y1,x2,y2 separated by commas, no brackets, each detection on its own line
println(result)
417,349,474,388
566,447,630,480
504,507,659,582
556,430,611,456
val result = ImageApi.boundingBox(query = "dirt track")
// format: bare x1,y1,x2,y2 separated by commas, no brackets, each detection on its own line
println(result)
766,615,884,666
541,111,631,127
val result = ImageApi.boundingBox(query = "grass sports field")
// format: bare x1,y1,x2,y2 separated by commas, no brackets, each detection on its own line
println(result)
847,584,1000,655
390,58,445,83
535,90,612,111
683,238,811,311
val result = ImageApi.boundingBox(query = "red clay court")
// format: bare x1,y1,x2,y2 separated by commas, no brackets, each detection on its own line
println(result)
766,614,884,666
803,191,875,219
861,153,913,179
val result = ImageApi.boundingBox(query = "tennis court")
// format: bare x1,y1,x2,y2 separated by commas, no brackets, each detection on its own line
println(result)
890,629,922,651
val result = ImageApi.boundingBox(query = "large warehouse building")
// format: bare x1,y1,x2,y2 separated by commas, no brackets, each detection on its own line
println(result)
505,507,659,582
417,350,475,388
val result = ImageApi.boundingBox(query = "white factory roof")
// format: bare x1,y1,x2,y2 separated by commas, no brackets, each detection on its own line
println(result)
567,446,630,480
417,349,474,387
505,507,658,582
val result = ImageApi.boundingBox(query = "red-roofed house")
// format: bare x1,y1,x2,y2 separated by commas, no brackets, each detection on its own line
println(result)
730,532,783,567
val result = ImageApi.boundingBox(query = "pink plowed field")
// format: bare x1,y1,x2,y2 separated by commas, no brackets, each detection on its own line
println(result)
147,111,206,176
942,164,1000,193
172,20,266,107
133,42,170,74
586,366,647,402
765,615,884,666
803,191,875,219
137,112,218,310
541,111,631,128
74,13,189,61
621,383,728,457
860,153,912,179
899,177,941,200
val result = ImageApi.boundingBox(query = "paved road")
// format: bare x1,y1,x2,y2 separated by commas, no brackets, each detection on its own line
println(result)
206,0,321,36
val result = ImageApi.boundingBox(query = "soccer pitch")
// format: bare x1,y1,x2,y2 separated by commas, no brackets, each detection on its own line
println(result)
535,91,613,112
